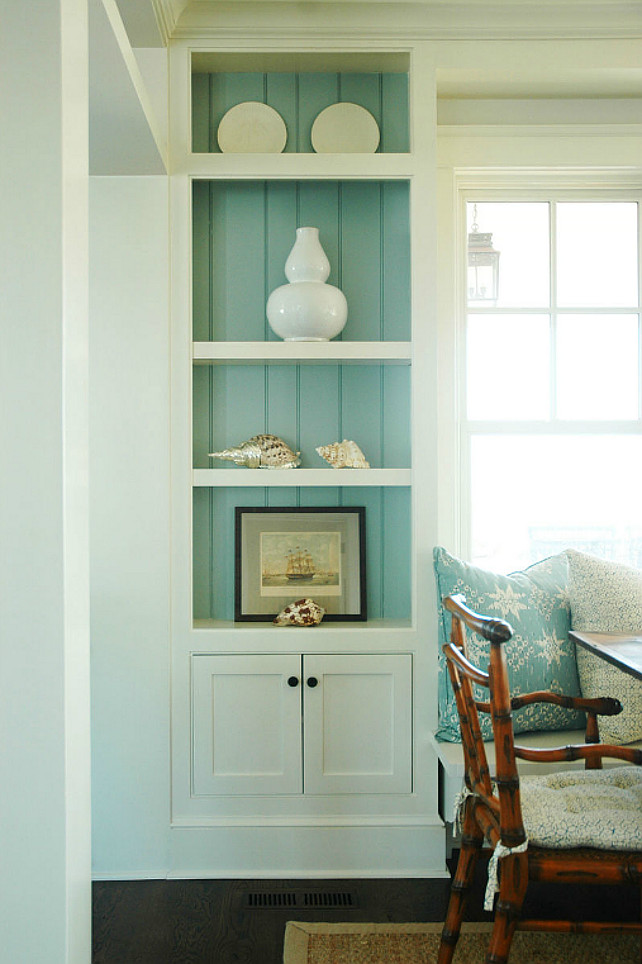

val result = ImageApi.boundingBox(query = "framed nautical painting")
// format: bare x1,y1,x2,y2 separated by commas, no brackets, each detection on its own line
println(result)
234,506,367,622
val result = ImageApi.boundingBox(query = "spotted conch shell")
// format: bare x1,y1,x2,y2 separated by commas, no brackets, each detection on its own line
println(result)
209,434,300,469
316,439,370,469
273,598,325,627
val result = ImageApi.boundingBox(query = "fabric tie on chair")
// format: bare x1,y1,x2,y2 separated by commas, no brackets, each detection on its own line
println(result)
484,839,529,911
453,787,530,910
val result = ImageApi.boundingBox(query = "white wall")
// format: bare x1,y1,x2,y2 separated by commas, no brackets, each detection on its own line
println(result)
0,1,92,960
89,176,171,877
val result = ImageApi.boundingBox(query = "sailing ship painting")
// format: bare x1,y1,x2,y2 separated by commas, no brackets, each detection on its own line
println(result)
285,547,315,581
260,530,342,596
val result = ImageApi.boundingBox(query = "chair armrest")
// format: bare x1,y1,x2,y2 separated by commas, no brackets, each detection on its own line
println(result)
476,693,622,716
514,743,642,766
510,692,622,716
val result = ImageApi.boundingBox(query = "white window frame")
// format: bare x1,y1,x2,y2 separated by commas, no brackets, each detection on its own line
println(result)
440,169,642,566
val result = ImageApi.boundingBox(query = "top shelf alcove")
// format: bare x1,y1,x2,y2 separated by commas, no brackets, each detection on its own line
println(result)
191,50,411,158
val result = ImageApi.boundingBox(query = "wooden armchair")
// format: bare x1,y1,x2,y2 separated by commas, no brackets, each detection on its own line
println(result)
438,593,642,964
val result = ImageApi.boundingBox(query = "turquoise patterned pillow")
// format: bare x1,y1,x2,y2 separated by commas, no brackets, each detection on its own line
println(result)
434,547,584,742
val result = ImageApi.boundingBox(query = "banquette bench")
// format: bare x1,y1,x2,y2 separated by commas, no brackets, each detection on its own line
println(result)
432,546,642,848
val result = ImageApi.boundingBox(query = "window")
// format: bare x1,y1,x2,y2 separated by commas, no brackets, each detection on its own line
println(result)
463,197,642,573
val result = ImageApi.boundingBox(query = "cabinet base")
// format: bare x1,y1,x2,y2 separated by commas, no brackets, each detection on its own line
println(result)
167,822,448,879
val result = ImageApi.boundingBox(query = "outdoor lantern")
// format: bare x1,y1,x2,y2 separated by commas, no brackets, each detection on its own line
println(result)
468,205,500,303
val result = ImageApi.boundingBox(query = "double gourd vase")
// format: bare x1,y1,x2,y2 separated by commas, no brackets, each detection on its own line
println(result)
266,227,348,341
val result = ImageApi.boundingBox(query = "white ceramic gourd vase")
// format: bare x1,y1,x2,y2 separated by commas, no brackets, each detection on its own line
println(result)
266,227,348,341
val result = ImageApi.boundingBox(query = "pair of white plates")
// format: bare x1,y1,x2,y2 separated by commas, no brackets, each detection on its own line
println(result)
216,101,380,154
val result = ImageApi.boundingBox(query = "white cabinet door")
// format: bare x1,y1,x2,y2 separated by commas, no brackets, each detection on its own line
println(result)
192,654,302,795
303,654,412,795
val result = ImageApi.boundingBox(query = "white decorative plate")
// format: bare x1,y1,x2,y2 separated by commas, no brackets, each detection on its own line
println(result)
217,102,287,153
311,103,380,153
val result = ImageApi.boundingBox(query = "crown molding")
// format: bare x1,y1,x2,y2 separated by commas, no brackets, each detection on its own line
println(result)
171,2,642,41
151,0,189,44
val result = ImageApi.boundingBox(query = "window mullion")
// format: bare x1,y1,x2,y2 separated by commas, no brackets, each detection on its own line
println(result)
549,201,558,422
638,200,642,420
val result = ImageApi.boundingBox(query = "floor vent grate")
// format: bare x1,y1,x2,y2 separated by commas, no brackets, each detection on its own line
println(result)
303,891,355,908
246,892,298,908
245,890,357,909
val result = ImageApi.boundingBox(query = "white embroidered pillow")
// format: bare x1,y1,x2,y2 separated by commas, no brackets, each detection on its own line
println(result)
567,550,642,744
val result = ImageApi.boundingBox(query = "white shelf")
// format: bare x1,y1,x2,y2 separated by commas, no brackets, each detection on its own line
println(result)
182,152,416,181
192,468,411,487
193,341,411,365
193,617,413,631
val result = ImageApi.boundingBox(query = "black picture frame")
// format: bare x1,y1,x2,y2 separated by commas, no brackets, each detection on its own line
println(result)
234,506,367,622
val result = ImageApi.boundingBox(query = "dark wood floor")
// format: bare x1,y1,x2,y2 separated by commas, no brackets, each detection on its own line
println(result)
92,858,638,964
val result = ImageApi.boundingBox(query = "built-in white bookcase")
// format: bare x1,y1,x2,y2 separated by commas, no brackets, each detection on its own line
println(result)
168,41,441,876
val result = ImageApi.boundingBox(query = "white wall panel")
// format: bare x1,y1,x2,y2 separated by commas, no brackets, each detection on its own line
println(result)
0,1,91,959
89,175,171,878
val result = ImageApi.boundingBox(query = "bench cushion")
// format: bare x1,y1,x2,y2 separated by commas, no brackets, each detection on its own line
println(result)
520,766,642,849
434,548,583,742
568,549,642,745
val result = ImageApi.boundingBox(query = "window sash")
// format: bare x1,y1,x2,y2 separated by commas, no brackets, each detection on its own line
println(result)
455,185,642,566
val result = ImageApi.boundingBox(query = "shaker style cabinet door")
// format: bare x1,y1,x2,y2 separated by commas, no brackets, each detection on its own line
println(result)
192,654,303,795
302,654,412,795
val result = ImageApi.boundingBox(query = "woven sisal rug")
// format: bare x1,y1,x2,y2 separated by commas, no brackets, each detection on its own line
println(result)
283,921,640,963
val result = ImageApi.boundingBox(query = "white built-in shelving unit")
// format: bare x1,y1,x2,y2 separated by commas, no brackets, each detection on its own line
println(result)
168,38,442,878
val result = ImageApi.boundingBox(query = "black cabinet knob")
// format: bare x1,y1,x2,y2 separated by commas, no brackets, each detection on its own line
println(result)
287,676,299,688
307,677,319,688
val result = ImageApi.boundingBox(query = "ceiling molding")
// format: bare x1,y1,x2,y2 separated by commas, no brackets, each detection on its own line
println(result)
150,0,189,44
171,2,642,41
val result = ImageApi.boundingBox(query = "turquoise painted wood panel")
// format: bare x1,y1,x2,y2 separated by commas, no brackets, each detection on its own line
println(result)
193,181,410,342
192,180,211,341
381,487,412,618
216,365,266,453
222,183,266,341
382,365,411,468
193,488,214,617
297,182,341,289
298,488,341,509
193,366,213,466
192,72,409,154
265,74,298,153
198,363,410,470
265,183,299,341
192,74,210,153
381,74,410,153
382,182,411,340
192,485,410,621
298,365,341,468
265,365,299,452
297,73,339,152
341,367,383,467
341,182,382,340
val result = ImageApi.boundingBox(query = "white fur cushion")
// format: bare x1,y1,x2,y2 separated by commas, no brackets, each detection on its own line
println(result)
567,550,642,744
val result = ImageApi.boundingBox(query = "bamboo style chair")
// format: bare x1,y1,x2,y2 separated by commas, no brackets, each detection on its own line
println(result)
438,593,642,964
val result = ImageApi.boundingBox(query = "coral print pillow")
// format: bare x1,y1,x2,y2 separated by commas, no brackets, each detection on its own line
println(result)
434,547,583,742
567,549,642,745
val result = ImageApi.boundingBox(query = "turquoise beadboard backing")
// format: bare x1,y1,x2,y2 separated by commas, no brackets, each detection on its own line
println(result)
192,179,411,342
193,364,411,470
193,487,411,622
191,76,412,624
192,71,409,153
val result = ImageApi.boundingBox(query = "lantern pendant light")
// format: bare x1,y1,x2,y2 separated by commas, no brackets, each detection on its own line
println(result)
468,204,500,303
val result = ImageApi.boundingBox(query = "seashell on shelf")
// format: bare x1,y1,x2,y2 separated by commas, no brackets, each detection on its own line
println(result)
209,434,301,469
316,439,370,469
273,598,325,627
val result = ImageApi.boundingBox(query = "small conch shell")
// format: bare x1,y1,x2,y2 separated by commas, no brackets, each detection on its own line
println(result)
209,434,300,469
273,598,325,627
316,439,370,469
